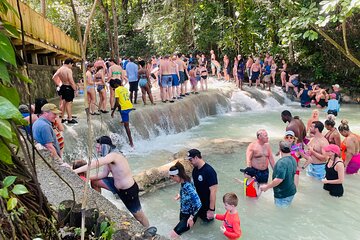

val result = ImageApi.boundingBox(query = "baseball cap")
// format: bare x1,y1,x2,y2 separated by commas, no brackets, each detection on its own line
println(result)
18,104,29,114
96,136,115,148
323,144,340,155
332,84,340,89
279,140,292,153
186,149,202,160
41,103,61,114
285,130,295,137
240,167,257,178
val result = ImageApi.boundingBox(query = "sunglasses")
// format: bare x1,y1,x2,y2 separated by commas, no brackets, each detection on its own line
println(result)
285,136,294,139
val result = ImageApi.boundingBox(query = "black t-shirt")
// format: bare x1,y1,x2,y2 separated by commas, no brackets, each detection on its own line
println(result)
192,163,218,209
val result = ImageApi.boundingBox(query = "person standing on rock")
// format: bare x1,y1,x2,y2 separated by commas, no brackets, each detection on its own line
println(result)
111,80,134,148
187,149,218,222
52,58,78,124
73,136,150,227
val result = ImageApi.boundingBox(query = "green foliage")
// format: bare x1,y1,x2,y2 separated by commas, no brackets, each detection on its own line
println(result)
0,176,29,211
99,221,115,240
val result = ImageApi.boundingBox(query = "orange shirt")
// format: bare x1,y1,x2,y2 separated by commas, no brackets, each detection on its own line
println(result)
216,210,242,239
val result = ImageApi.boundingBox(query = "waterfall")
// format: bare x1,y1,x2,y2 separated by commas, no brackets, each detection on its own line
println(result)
62,86,291,159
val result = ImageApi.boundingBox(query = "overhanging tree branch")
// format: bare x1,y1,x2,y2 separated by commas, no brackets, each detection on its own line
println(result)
311,24,360,68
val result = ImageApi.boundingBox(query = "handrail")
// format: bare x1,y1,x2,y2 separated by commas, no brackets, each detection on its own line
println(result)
1,0,81,57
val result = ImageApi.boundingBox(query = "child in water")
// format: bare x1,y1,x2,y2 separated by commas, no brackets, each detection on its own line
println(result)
215,192,242,239
236,167,261,198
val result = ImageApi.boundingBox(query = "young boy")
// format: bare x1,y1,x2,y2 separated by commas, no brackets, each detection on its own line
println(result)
215,193,242,240
236,167,261,198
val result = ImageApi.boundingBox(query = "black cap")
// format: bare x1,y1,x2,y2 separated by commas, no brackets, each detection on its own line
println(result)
96,136,115,148
186,149,202,160
240,167,257,178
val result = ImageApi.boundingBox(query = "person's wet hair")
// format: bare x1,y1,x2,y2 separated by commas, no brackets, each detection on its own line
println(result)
109,58,117,64
34,98,48,115
312,121,324,133
325,119,335,128
281,110,292,118
338,119,350,132
139,60,146,68
96,66,103,72
169,162,191,182
64,58,74,65
73,160,87,170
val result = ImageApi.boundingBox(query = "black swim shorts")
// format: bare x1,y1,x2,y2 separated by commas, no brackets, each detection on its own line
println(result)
60,85,75,102
129,81,139,92
116,182,142,214
251,167,269,184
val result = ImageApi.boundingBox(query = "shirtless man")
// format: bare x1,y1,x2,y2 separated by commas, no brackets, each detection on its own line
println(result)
52,58,77,124
246,56,254,81
302,121,329,180
175,54,190,97
250,58,262,87
73,136,150,227
159,55,173,102
281,110,307,144
245,129,275,184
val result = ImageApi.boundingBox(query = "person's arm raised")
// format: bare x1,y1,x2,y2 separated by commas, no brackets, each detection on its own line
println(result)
73,154,114,174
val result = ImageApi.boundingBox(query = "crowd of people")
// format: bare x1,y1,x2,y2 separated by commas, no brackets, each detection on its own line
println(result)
16,51,360,239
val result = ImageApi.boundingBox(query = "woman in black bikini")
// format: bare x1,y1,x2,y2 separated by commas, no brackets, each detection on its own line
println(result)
322,144,344,197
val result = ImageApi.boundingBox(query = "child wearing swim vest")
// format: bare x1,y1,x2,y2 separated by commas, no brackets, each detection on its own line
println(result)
215,192,242,239
237,167,261,198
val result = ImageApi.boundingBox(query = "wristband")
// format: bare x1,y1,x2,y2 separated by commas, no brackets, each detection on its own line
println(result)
209,208,215,211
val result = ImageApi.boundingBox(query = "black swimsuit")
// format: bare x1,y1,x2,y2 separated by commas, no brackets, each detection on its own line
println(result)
323,161,344,197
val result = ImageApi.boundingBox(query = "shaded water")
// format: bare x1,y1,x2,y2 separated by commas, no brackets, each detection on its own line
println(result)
70,85,360,239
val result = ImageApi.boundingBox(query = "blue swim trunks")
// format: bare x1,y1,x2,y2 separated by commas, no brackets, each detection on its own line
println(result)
119,109,133,123
161,75,172,88
307,163,326,180
172,74,180,86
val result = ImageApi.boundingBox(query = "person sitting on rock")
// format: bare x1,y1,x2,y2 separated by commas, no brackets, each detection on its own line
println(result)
73,136,150,227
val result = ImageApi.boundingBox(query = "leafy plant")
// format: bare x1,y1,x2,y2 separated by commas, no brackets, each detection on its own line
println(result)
0,176,28,211
99,221,115,240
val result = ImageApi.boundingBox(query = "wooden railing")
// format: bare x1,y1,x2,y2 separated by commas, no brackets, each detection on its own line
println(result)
1,0,81,58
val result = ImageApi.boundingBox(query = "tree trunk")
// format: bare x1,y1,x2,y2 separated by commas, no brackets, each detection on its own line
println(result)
98,0,114,58
112,0,119,60
40,0,46,16
289,40,295,63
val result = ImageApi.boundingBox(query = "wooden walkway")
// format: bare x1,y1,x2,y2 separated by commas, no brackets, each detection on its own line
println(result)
0,0,81,64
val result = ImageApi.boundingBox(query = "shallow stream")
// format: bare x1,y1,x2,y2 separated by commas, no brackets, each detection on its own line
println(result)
100,87,360,240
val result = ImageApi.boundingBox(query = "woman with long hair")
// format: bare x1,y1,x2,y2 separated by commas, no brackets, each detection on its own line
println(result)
322,144,344,197
280,59,287,87
138,60,155,105
86,63,99,115
95,66,108,113
169,162,201,239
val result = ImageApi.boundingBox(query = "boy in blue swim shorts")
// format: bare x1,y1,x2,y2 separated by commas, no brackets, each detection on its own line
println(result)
111,80,134,147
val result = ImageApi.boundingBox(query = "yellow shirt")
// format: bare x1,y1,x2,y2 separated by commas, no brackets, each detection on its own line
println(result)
114,86,133,110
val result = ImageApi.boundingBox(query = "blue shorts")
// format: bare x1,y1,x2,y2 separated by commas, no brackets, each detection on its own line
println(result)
172,74,180,86
161,75,172,87
119,109,133,123
249,167,269,184
251,71,260,81
307,163,326,180
102,177,142,214
274,195,295,208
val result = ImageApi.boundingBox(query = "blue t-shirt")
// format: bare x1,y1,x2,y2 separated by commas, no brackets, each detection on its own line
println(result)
180,181,202,215
126,62,139,82
326,99,340,112
264,65,271,75
192,163,218,209
32,117,61,157
122,59,129,70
